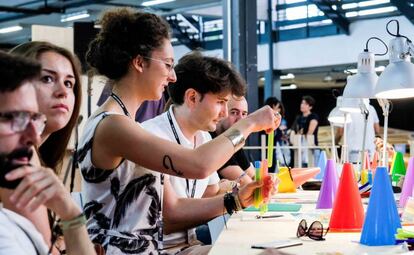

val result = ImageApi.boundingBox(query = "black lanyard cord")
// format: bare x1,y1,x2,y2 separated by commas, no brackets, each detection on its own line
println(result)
166,111,197,198
110,93,131,118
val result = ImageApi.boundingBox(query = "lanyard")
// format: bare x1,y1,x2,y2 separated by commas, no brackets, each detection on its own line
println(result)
110,93,131,117
110,93,165,248
166,110,197,198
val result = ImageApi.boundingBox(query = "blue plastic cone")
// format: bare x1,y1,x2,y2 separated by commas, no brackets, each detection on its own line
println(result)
315,150,327,180
360,166,401,246
316,159,338,209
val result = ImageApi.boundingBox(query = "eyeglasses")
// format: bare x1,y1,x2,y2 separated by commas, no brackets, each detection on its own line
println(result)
0,111,47,135
143,56,175,74
296,219,329,241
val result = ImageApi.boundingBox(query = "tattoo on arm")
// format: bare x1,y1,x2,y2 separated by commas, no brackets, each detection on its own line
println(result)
163,155,184,177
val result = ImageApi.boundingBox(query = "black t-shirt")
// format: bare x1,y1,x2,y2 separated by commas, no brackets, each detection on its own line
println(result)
210,132,251,179
293,113,319,145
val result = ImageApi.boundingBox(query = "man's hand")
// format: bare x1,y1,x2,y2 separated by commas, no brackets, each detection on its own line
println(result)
238,176,275,208
6,165,81,220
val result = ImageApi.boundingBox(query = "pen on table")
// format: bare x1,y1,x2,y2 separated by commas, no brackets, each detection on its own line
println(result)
255,214,284,219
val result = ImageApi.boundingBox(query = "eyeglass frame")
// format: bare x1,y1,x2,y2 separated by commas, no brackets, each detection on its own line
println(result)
142,56,175,74
0,111,47,136
296,219,329,241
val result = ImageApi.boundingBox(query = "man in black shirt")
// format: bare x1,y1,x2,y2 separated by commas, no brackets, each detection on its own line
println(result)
212,96,254,186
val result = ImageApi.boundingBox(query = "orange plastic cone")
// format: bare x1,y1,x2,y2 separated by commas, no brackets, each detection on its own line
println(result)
329,163,365,232
291,167,320,187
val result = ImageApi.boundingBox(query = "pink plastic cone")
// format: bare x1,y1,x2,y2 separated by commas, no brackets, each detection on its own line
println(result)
371,152,379,175
316,159,339,209
400,157,414,208
363,151,370,170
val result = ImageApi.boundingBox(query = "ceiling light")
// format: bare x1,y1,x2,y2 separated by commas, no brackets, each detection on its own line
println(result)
280,84,297,90
61,10,90,22
142,0,175,6
0,25,23,34
280,73,295,80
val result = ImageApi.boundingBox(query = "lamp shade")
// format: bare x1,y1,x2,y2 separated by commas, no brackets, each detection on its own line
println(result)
343,51,378,98
339,97,362,113
376,37,414,99
328,97,352,124
328,107,351,124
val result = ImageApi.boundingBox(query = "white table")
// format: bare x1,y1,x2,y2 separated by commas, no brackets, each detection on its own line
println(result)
209,191,413,255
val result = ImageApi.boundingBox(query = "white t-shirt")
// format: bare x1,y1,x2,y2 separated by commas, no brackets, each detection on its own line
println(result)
345,104,379,162
0,205,49,255
141,106,220,248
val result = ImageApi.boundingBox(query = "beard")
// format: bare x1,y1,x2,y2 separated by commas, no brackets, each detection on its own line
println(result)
0,147,33,189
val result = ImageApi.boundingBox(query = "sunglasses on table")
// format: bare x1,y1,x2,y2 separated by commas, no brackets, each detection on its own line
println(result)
296,219,329,241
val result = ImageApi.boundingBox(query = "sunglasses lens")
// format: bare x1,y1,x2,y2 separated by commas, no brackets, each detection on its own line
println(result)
296,219,307,237
308,221,325,240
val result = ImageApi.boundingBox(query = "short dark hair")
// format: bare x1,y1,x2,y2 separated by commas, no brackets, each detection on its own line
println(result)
168,51,246,105
265,96,285,116
86,7,170,80
302,95,315,108
0,51,40,93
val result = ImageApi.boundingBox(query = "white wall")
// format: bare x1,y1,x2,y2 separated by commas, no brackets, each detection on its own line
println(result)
174,15,414,71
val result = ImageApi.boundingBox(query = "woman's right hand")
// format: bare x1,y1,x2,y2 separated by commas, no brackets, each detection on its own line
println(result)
243,106,281,134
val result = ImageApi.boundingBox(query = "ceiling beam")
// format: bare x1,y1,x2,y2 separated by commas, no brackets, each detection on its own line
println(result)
309,0,350,35
390,0,414,25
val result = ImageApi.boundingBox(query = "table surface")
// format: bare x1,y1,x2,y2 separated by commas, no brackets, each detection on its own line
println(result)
209,191,414,255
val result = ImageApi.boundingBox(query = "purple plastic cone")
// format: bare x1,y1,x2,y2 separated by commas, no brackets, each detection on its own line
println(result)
400,157,414,208
316,159,339,209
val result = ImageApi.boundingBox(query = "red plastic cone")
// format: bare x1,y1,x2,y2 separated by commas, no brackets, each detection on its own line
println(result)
329,163,365,232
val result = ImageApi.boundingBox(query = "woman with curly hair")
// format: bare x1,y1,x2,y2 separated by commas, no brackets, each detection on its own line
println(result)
81,7,279,254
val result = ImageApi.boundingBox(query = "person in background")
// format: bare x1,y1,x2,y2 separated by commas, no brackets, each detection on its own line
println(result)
213,96,254,185
0,51,95,255
291,95,319,166
81,7,279,254
335,99,380,163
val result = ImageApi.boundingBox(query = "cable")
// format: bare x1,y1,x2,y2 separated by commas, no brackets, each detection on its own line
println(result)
365,37,388,56
386,19,400,37
386,19,411,43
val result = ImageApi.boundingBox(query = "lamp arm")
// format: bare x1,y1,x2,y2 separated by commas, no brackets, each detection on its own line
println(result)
377,98,390,167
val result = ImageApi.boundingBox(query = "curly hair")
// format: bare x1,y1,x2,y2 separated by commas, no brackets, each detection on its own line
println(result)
86,7,170,80
10,41,82,172
168,51,246,105
0,51,40,93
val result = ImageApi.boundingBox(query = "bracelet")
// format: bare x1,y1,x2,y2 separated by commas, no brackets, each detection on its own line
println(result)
223,129,245,151
58,213,86,231
233,192,243,211
235,171,247,183
224,192,236,215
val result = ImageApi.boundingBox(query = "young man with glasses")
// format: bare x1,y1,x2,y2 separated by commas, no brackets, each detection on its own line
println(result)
0,51,95,255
